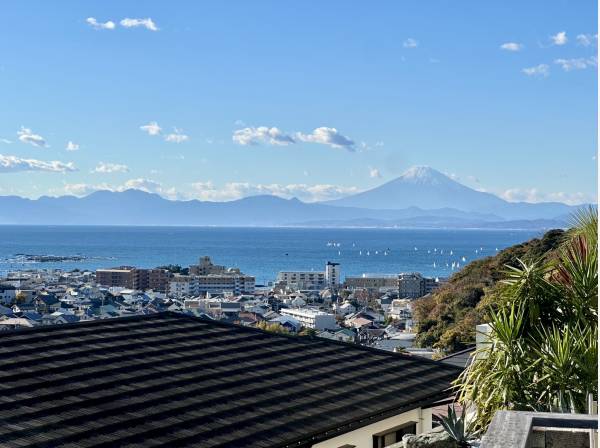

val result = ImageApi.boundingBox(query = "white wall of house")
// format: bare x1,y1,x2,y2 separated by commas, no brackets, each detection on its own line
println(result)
312,407,432,448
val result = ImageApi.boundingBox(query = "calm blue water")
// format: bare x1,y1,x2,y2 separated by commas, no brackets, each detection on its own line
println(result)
0,226,541,284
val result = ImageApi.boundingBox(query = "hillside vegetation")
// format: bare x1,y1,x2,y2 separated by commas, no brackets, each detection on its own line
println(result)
413,229,565,354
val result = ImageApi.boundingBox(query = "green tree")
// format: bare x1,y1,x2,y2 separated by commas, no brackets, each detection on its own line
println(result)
455,208,598,431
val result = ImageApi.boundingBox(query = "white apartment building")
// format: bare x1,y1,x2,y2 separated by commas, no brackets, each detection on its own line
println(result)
277,261,341,290
169,273,255,298
169,275,196,298
279,307,337,330
277,271,326,290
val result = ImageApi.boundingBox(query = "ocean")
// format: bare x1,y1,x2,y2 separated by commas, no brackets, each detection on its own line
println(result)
0,226,541,284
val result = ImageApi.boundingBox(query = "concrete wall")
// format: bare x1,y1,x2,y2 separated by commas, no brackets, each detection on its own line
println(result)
313,407,432,448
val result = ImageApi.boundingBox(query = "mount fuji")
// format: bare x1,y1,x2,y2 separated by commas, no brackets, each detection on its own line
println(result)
323,166,581,220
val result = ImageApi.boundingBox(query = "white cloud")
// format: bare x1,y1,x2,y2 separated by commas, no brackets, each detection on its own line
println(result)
17,126,47,147
92,162,129,173
369,167,381,178
576,33,597,47
403,38,419,48
61,178,361,203
140,121,162,136
123,178,161,191
232,125,356,151
64,183,109,196
120,18,158,31
164,128,190,143
233,126,295,146
522,64,550,77
86,17,116,30
65,141,79,151
554,56,597,71
0,154,75,173
295,127,355,151
190,181,360,202
0,138,11,144
500,42,523,52
551,31,568,46
500,188,593,205
63,178,178,199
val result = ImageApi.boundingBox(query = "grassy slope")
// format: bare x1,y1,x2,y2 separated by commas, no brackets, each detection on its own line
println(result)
413,229,565,354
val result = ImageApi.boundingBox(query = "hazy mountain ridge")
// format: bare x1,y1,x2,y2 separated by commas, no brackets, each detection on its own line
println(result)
0,167,587,228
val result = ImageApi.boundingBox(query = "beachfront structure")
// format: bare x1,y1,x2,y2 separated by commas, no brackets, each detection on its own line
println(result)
0,312,461,448
279,307,337,330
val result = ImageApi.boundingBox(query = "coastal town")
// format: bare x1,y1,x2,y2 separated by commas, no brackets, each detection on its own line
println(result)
0,255,446,356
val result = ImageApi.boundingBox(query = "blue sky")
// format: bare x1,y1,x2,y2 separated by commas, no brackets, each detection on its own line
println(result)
0,0,597,204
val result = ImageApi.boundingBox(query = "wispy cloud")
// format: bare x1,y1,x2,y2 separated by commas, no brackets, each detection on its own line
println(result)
190,181,361,202
500,188,593,205
403,38,419,48
92,162,129,173
17,127,47,147
522,64,550,77
61,178,361,203
233,127,295,146
164,128,190,143
86,17,116,30
296,127,355,151
369,167,382,178
140,121,162,136
141,121,189,142
0,138,12,144
576,33,597,47
63,178,176,199
550,31,568,46
65,141,79,151
554,56,597,71
500,42,523,52
0,154,75,173
120,18,158,31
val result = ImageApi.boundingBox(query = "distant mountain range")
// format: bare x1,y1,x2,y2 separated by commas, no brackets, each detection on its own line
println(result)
0,166,588,228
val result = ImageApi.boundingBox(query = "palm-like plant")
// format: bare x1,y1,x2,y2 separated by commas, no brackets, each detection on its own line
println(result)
434,405,476,447
455,207,598,431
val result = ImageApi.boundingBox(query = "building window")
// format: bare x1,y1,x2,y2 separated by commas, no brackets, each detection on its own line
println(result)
372,422,417,448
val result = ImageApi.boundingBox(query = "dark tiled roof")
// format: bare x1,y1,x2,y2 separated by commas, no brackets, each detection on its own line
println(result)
438,346,476,369
0,312,461,448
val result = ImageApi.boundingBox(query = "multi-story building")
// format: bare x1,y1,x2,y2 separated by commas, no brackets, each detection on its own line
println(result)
189,256,229,276
96,267,171,292
397,273,426,299
344,274,398,291
279,307,337,330
196,274,255,295
96,267,136,289
168,275,196,298
276,271,326,290
398,273,444,299
277,261,341,290
169,273,255,297
325,261,340,287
